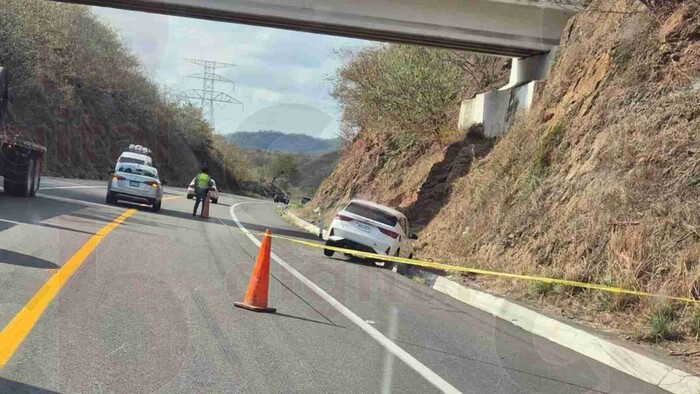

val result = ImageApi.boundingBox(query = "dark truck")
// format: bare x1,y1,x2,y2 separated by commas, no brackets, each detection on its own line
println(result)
0,66,46,197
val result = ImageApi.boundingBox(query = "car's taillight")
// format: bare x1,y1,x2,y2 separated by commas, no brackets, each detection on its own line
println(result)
379,227,399,239
112,175,125,181
336,214,353,221
144,181,158,188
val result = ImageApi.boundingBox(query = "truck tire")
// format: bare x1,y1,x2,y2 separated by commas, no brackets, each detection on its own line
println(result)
29,158,41,197
2,177,16,195
3,157,34,197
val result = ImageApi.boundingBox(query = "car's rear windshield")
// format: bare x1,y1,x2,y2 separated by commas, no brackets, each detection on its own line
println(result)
117,165,156,178
118,156,145,165
345,203,398,226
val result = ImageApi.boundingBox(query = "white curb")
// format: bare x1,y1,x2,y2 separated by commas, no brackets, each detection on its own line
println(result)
282,209,328,239
432,276,700,394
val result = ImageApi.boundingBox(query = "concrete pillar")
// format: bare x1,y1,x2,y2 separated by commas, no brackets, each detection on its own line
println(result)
458,48,557,137
501,48,558,90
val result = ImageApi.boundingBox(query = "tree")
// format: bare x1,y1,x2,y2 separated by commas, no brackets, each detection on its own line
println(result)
436,51,509,91
331,45,507,144
269,154,299,184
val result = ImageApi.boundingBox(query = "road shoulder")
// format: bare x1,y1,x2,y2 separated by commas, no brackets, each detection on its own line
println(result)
282,208,700,394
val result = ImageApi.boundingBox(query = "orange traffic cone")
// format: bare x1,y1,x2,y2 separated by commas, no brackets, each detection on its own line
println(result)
234,230,276,313
201,192,210,219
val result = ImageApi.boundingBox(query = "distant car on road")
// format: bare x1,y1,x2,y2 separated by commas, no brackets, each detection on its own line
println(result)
274,193,289,204
106,163,163,212
186,177,219,203
324,199,417,268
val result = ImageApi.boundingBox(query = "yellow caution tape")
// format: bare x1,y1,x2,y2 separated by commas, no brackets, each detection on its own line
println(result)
243,230,700,305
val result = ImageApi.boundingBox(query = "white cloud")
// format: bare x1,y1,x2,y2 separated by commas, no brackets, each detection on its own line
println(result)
251,88,283,103
93,6,372,137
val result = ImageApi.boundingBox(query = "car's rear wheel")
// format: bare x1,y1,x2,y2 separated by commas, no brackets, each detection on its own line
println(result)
212,198,218,204
393,253,411,275
152,199,161,212
186,194,193,200
106,192,117,204
323,240,335,257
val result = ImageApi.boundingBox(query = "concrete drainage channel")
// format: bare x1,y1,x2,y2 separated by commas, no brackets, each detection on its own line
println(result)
281,208,700,394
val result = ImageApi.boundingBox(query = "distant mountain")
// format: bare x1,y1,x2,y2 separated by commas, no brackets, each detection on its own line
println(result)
225,131,339,153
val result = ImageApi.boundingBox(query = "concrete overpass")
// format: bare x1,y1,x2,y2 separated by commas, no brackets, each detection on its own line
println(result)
60,0,582,137
60,0,578,58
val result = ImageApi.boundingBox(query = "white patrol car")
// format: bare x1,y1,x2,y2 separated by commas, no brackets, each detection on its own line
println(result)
106,163,163,212
115,144,153,168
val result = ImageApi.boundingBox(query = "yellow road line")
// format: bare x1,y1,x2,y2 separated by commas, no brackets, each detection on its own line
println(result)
0,208,136,368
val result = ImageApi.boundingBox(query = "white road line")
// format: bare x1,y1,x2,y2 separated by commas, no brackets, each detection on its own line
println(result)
36,193,119,210
40,185,105,190
381,307,399,394
0,218,21,225
229,202,461,394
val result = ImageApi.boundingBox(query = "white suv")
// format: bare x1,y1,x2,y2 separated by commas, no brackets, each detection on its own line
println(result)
186,177,219,203
324,199,417,266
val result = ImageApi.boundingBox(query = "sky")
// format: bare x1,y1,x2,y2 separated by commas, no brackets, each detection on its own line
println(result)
92,6,372,139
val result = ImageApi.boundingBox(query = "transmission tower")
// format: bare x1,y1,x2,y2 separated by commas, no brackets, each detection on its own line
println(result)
178,58,243,125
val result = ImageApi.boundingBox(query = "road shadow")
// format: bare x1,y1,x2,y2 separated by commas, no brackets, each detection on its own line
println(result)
38,222,97,236
0,378,59,394
272,312,344,328
158,208,199,221
0,194,84,230
238,220,323,242
402,127,494,232
0,249,59,269
327,254,374,268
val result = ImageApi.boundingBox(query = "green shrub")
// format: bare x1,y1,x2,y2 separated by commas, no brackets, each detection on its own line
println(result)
527,280,556,297
532,121,565,175
690,310,700,338
648,304,679,341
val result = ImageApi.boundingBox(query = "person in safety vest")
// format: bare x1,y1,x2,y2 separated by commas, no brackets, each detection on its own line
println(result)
192,166,213,216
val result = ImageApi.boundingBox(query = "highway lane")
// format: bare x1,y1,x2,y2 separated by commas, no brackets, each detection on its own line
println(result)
0,177,666,393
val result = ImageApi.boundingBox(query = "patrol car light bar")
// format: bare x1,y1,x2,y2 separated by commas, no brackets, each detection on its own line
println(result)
127,144,152,156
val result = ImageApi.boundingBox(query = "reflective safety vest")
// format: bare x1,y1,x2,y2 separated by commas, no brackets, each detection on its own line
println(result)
195,173,211,189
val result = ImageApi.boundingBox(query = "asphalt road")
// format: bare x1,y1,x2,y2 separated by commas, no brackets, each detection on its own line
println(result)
0,177,667,393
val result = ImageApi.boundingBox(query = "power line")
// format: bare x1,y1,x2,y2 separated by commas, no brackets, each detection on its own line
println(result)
177,58,243,126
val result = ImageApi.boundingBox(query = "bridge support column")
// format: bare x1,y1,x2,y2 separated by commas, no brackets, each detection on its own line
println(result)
458,49,557,137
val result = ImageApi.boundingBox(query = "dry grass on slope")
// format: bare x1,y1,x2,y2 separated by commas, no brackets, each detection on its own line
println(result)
418,0,700,353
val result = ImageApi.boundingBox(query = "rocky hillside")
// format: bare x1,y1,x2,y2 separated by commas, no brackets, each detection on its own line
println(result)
305,0,700,354
303,44,509,224
0,0,250,192
295,150,340,195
